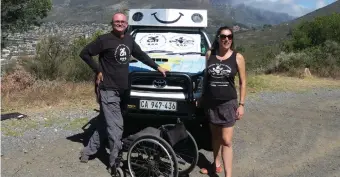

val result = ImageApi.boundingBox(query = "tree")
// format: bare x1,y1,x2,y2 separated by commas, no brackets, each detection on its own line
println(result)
1,0,52,47
281,13,340,52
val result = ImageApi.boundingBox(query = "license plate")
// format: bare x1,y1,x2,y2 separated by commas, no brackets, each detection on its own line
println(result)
139,100,177,111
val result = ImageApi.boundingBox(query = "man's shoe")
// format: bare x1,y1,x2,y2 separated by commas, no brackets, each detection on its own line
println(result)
79,151,89,163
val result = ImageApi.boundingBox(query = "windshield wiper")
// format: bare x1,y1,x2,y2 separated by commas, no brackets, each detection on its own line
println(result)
146,50,173,53
166,52,202,55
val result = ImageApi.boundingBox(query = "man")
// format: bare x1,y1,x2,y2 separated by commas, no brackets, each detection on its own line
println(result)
79,12,168,175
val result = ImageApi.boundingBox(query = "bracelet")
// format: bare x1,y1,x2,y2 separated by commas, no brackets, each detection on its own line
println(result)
239,103,245,106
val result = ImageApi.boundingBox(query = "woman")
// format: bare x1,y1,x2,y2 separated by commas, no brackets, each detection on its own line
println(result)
199,26,247,177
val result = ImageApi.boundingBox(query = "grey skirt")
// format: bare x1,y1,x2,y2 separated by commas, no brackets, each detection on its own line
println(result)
205,99,238,127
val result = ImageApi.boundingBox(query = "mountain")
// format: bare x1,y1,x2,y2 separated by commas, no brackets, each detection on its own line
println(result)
235,0,340,47
232,0,340,71
291,0,340,25
44,0,295,28
230,3,294,27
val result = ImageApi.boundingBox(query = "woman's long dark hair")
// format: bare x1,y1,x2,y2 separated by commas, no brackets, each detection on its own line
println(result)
210,26,234,55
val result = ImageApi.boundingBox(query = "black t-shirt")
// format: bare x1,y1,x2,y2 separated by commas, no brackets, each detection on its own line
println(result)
205,51,238,101
79,31,159,90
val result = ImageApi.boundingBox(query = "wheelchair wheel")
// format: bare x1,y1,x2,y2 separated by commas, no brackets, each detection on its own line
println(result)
159,124,199,176
112,167,125,177
127,135,179,177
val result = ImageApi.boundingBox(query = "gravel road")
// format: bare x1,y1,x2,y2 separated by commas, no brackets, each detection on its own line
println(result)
2,88,340,177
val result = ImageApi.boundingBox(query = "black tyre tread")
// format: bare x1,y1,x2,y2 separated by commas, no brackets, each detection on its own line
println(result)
159,124,199,176
127,134,179,177
116,167,125,177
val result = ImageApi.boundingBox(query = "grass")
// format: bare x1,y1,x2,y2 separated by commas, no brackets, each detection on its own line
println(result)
1,80,97,113
2,74,339,113
63,117,90,130
238,74,340,93
1,118,40,137
43,117,67,128
1,116,90,137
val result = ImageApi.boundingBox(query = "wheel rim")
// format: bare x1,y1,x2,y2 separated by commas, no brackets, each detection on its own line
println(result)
127,138,175,177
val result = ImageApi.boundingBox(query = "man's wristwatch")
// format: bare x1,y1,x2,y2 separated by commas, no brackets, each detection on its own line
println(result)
239,103,245,106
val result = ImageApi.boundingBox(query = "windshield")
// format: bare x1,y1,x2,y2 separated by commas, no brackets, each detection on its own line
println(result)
132,31,209,56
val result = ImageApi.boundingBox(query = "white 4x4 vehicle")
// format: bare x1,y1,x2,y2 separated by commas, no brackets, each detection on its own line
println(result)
126,9,211,121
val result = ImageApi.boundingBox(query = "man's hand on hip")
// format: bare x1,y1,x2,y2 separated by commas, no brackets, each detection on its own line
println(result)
96,72,103,85
157,66,169,77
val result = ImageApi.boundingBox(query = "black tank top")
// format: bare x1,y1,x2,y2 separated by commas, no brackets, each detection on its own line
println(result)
205,51,238,101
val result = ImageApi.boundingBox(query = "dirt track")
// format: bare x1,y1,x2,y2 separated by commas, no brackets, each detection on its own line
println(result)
2,88,340,177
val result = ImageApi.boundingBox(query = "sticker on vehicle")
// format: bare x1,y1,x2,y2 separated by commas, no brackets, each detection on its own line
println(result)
139,34,167,50
135,32,201,53
169,35,195,49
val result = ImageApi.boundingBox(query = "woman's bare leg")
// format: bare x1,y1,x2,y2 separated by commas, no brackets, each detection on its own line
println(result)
210,124,222,168
221,126,234,177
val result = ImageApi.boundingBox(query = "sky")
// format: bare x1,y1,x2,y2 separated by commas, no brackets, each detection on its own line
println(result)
228,0,337,17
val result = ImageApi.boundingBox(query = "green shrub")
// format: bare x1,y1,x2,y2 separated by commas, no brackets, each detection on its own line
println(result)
243,43,281,74
282,13,340,52
22,36,69,80
59,32,102,82
1,59,17,76
266,40,340,78
22,30,104,82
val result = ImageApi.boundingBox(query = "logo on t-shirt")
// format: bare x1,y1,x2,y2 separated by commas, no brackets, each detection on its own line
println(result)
115,44,131,64
207,63,232,78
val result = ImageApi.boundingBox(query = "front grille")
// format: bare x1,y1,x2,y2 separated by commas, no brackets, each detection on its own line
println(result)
131,76,188,91
129,71,194,101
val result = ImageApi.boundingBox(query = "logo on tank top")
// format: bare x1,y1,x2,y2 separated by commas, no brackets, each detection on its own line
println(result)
207,63,232,78
115,44,131,64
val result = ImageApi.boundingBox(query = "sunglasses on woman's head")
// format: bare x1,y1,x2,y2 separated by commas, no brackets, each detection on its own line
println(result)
219,34,233,40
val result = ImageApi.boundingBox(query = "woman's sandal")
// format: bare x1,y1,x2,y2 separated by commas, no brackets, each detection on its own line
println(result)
200,164,223,174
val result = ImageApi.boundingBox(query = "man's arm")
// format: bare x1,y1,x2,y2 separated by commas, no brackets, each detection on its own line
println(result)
131,40,159,70
79,37,103,73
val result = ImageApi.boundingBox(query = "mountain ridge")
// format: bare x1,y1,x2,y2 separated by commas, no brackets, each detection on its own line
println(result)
44,0,295,28
234,0,340,47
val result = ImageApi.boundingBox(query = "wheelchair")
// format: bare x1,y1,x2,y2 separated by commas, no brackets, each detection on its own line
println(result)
112,120,199,177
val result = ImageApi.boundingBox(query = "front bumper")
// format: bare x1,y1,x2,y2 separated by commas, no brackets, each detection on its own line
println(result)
125,71,204,120
126,93,197,119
